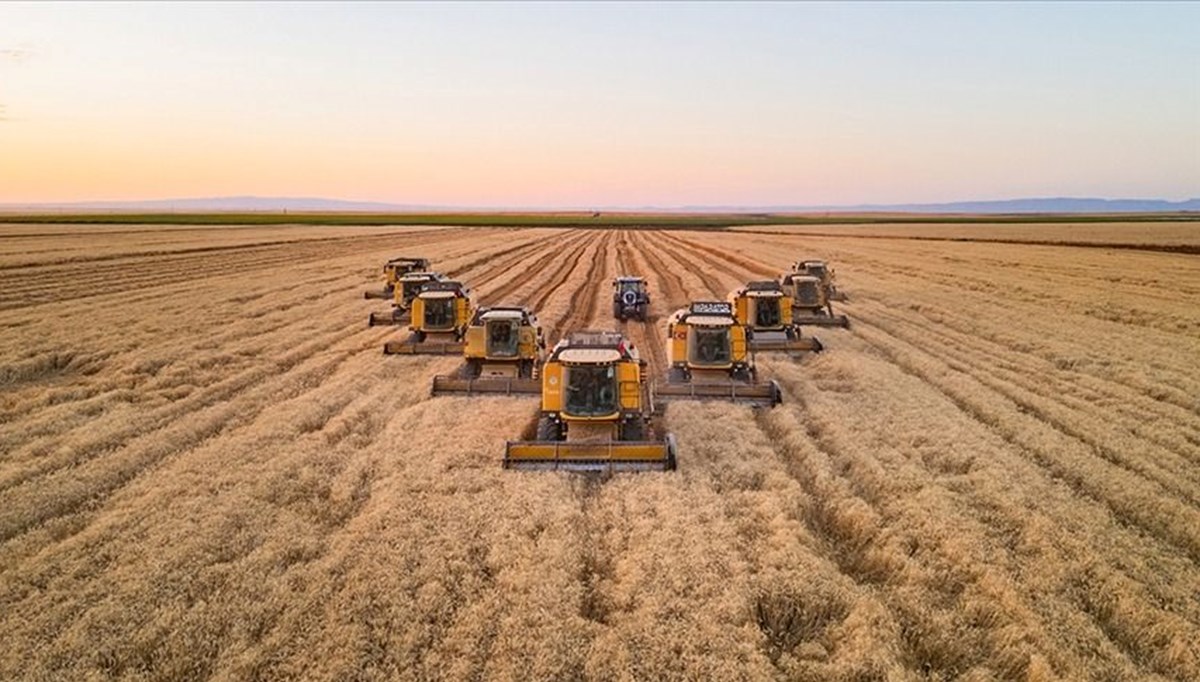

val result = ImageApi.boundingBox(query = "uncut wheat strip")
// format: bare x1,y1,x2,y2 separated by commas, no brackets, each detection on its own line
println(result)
0,228,468,308
0,230,552,479
722,233,1200,408
199,400,592,681
846,312,1200,566
0,354,463,680
0,224,416,268
765,353,1196,679
0,230,542,550
835,245,1200,337
854,299,1200,494
801,235,1200,335
726,228,1200,302
769,346,1200,677
0,228,580,585
0,225,497,313
671,401,910,678
0,228,498,312
702,230,1200,343
842,284,1200,462
672,231,1195,672
0,226,486,337
832,263,1200,426
732,221,1200,248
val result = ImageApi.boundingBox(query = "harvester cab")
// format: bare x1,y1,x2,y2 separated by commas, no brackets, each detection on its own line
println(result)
363,256,432,299
612,277,650,321
655,301,782,407
383,281,472,355
431,306,546,396
781,272,850,328
729,281,823,353
504,330,677,472
795,259,847,302
367,271,444,327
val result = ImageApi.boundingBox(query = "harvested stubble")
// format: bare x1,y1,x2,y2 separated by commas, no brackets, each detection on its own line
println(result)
1,221,1198,681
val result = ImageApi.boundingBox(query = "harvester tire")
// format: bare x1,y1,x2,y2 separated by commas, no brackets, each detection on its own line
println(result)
536,416,562,441
620,418,646,441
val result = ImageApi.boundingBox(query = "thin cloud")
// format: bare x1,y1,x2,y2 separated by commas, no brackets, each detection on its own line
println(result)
0,46,33,64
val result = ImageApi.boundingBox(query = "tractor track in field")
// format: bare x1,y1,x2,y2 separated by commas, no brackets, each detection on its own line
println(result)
472,231,591,307
547,231,613,342
523,232,606,343
615,232,669,377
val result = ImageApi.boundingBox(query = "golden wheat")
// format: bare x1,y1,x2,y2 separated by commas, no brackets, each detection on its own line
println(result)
1,222,1197,680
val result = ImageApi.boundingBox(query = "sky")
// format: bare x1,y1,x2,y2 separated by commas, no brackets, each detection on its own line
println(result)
0,1,1197,207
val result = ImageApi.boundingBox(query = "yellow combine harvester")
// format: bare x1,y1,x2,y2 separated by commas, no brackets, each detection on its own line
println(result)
655,301,782,406
728,281,823,353
504,330,677,472
383,281,472,355
363,257,432,299
780,272,850,328
796,259,847,301
431,306,545,396
368,271,445,327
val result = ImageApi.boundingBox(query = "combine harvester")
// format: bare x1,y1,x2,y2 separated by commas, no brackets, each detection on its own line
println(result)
504,330,677,472
611,276,651,321
780,272,850,328
368,271,444,327
383,281,472,355
654,301,782,407
796,259,847,302
431,306,545,396
363,257,432,300
728,281,823,353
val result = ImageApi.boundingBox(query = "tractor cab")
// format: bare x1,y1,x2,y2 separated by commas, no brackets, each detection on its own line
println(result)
612,277,650,321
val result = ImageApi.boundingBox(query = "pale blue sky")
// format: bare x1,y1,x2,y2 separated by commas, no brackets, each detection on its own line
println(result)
1,1,1197,206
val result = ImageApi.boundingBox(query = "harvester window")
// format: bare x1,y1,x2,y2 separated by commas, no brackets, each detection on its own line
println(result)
796,282,820,306
486,320,519,357
807,264,827,279
564,365,618,417
690,327,731,365
402,281,423,302
423,298,455,330
753,298,781,328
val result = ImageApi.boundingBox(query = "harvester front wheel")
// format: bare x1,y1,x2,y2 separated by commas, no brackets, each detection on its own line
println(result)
536,416,562,441
619,418,646,441
463,360,482,378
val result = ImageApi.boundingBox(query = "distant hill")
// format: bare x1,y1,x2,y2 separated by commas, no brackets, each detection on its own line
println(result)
1,195,1197,214
828,197,1200,214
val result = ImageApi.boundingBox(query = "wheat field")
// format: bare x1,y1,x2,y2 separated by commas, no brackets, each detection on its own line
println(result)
1,221,1198,681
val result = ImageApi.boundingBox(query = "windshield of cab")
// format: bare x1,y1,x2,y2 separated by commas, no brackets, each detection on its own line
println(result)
402,280,424,302
423,298,455,329
689,326,731,365
795,281,820,305
807,264,827,279
753,298,781,327
486,319,519,357
619,281,642,295
564,364,618,417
